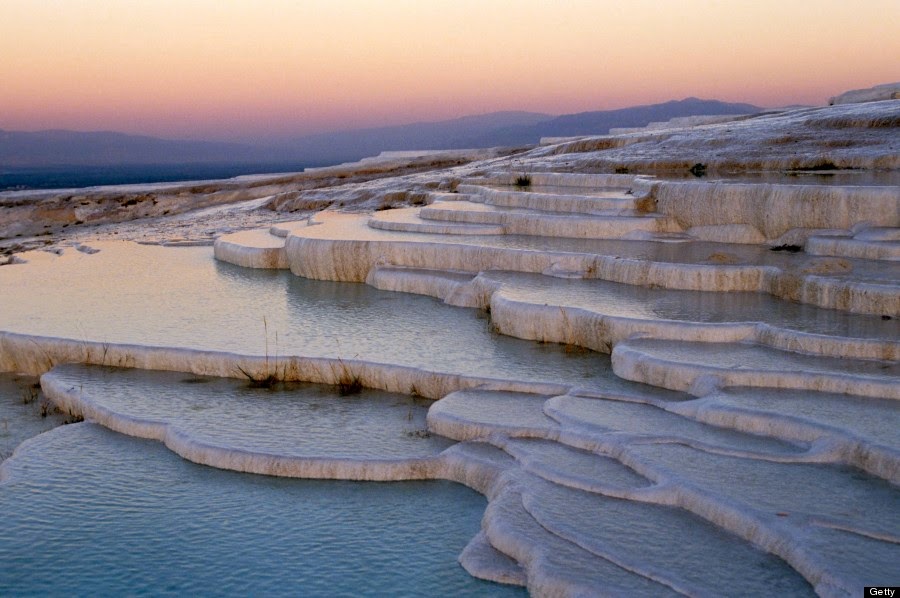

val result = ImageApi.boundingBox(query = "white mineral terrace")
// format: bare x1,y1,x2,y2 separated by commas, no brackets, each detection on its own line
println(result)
2,99,899,597
208,157,897,595
215,185,899,315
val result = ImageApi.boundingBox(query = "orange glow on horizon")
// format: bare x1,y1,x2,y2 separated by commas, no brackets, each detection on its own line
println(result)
1,0,898,141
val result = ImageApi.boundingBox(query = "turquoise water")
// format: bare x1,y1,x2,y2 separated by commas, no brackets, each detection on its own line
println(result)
3,234,894,594
0,424,524,597
0,373,66,460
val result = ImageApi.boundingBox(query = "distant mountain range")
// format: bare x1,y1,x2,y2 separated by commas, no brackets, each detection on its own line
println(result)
263,111,553,165
467,98,761,146
1,98,761,168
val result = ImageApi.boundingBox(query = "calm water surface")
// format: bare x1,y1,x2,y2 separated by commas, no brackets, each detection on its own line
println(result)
0,243,604,388
0,424,524,597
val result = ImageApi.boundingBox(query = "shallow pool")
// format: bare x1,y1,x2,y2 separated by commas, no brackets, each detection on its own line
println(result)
0,242,605,388
46,364,455,460
0,423,523,596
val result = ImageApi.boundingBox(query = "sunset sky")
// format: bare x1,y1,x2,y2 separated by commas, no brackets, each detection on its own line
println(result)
1,0,898,142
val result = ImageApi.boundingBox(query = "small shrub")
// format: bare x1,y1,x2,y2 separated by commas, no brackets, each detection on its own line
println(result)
688,163,707,177
235,316,283,389
236,366,280,389
337,374,362,396
769,244,803,253
514,174,532,188
331,358,363,396
792,161,839,172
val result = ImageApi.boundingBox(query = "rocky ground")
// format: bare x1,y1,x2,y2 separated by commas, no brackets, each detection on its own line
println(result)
0,148,505,257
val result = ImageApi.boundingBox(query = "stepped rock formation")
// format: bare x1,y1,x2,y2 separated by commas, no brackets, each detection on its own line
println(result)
1,96,898,596
830,82,900,106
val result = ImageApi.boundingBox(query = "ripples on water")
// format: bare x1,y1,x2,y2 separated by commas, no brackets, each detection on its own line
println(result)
0,424,524,597
47,365,455,460
2,241,897,595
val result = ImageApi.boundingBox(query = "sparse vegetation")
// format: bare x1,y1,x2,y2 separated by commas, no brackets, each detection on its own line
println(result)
62,411,85,425
27,339,56,372
337,372,362,396
236,365,281,389
769,244,803,253
688,163,707,177
235,316,282,389
330,357,363,396
22,383,39,405
790,161,841,172
508,157,532,188
39,398,53,418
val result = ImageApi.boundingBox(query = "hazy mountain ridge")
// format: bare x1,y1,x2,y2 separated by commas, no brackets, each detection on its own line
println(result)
468,98,762,146
271,111,553,164
1,99,761,168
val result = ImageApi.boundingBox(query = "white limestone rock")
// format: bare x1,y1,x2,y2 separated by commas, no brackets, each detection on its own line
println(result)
830,82,900,105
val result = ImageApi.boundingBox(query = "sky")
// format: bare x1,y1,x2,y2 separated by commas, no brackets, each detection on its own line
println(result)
1,0,898,143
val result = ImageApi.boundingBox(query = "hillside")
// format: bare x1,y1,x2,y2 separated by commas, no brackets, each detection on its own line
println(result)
1,99,761,169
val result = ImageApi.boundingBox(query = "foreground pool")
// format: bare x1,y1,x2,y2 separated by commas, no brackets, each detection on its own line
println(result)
0,423,523,596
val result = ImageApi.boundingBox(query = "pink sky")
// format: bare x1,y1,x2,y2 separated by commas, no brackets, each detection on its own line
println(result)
1,0,897,142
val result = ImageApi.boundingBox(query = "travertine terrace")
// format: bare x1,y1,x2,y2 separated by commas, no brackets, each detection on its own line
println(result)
1,95,898,596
